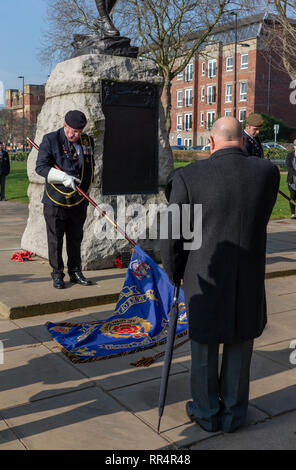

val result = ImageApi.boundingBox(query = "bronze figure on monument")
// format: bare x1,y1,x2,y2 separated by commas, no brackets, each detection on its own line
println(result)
71,0,138,58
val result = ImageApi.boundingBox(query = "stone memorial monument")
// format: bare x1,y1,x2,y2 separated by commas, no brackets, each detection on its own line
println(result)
21,3,173,269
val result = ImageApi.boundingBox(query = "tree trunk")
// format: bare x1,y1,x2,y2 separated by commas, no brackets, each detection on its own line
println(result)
161,76,172,136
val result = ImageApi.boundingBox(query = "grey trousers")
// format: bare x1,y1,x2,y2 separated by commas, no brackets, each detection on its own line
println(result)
190,338,254,432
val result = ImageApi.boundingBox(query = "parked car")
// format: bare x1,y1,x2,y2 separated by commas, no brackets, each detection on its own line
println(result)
262,142,286,149
171,145,187,150
201,144,211,151
190,145,203,150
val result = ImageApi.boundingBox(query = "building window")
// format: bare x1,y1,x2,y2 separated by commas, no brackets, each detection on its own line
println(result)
224,109,232,117
184,88,193,106
225,83,232,103
177,114,182,131
208,59,217,78
201,86,205,102
185,63,193,81
201,62,205,76
177,71,183,80
177,90,183,107
184,113,192,131
241,54,248,69
206,111,215,129
226,56,233,72
207,85,216,104
240,82,247,101
184,138,192,148
200,112,204,127
239,108,246,122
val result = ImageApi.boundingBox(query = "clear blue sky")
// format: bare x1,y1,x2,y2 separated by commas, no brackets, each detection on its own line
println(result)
0,0,52,100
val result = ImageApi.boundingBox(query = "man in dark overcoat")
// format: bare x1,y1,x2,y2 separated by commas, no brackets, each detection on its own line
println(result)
36,110,95,289
243,112,264,158
160,117,279,433
0,143,10,201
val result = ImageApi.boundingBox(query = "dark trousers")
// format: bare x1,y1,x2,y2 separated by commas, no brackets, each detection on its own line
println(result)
0,175,6,200
289,186,296,215
43,203,88,275
190,338,254,432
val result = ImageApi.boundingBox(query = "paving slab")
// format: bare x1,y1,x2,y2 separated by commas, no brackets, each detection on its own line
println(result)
0,344,93,409
0,387,170,450
0,248,125,319
191,411,296,450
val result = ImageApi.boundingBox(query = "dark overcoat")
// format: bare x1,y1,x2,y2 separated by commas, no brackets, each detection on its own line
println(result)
160,147,279,344
285,151,296,186
0,150,10,176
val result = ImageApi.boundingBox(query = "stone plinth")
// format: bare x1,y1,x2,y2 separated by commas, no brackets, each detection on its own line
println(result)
21,54,173,269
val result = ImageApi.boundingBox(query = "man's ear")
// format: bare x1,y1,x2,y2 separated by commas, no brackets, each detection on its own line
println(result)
209,135,215,152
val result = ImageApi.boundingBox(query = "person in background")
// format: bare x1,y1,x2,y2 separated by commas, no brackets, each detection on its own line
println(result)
243,113,264,159
0,143,10,201
286,139,296,219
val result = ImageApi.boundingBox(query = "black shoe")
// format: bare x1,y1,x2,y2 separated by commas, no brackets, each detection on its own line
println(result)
186,401,219,433
52,274,65,289
69,271,92,286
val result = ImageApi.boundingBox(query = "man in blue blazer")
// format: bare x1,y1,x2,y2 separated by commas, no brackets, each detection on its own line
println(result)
36,110,95,289
161,117,279,433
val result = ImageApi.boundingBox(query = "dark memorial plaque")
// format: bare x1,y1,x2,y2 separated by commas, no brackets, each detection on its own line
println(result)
102,80,159,195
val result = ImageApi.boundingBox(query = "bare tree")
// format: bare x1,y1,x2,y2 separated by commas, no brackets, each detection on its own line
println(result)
39,0,256,133
265,1,296,80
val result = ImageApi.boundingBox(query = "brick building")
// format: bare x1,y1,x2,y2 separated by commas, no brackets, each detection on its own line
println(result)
5,84,45,124
170,13,296,148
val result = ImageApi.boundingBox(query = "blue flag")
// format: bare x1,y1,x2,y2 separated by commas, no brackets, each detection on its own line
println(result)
46,245,188,362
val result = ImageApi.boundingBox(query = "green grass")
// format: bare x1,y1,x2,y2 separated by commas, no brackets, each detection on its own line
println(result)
5,161,29,204
4,160,292,219
174,160,291,220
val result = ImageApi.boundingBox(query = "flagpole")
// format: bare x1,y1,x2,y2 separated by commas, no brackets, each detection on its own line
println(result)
27,137,136,247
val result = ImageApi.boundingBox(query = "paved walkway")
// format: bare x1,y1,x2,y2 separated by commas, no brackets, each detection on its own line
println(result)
0,202,295,450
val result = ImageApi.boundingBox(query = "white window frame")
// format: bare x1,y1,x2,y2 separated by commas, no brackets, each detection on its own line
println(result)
225,83,232,103
201,62,205,76
207,85,216,104
226,56,233,72
206,111,215,129
224,109,232,117
184,113,192,131
177,89,183,107
200,112,204,127
184,138,192,148
240,53,248,69
201,86,205,102
239,82,247,101
176,114,182,131
184,88,193,107
177,71,183,80
238,108,247,122
185,63,193,82
208,59,217,78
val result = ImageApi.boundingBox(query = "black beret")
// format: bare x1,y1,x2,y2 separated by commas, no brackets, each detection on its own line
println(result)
65,110,87,129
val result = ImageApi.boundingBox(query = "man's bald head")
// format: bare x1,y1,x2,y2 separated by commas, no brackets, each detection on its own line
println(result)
209,117,243,154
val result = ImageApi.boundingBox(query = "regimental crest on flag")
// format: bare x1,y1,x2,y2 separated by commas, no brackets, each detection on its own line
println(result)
130,259,151,280
46,245,188,363
100,316,153,339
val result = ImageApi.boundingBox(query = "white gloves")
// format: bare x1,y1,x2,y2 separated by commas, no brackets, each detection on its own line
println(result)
47,168,80,190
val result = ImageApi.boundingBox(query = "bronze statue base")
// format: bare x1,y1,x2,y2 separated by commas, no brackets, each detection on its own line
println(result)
71,34,138,59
